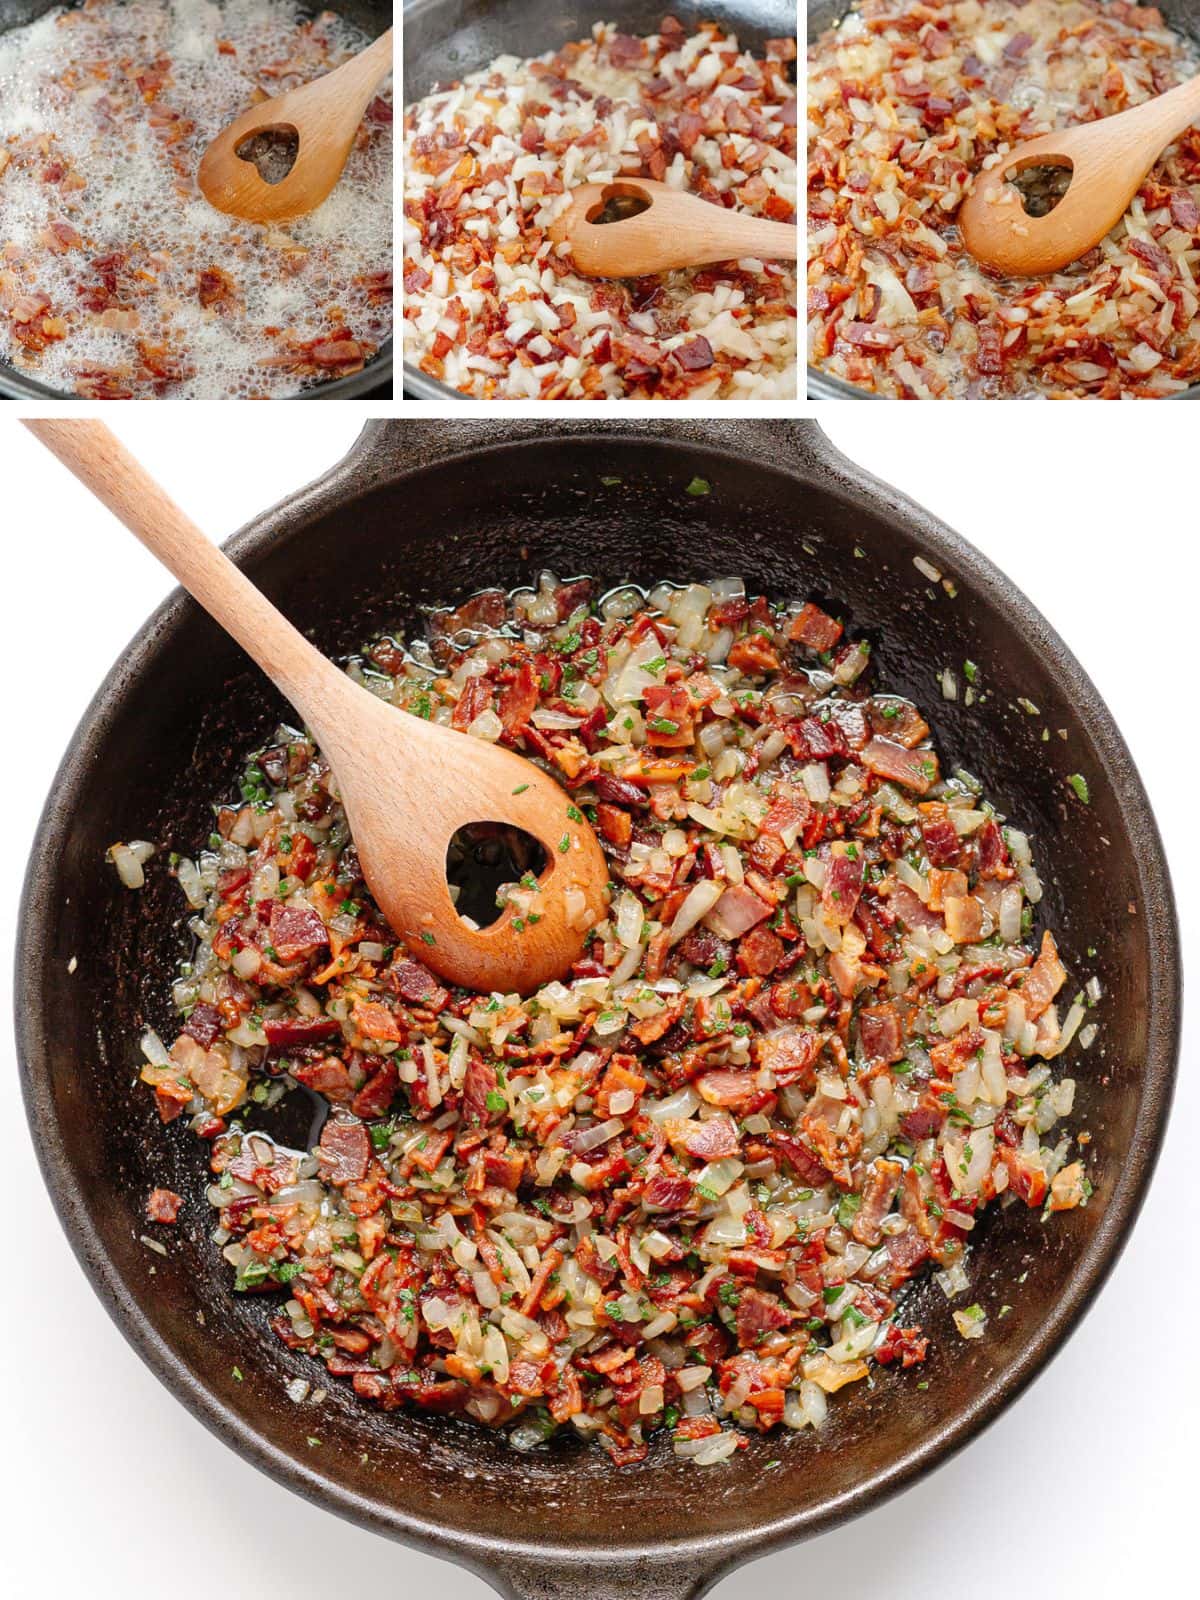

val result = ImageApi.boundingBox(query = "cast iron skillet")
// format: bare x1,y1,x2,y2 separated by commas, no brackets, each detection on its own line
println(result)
807,0,1200,401
17,421,1180,1600
402,0,797,401
0,0,393,400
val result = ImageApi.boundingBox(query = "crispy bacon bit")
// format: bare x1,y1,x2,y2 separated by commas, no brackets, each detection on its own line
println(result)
317,1117,370,1185
146,1188,182,1224
851,1160,902,1245
757,1027,821,1085
386,959,448,1010
268,902,328,962
643,683,696,747
263,1015,341,1050
39,219,81,254
705,884,772,939
862,738,939,794
735,1287,792,1347
789,602,843,653
823,845,864,925
197,265,238,312
1018,930,1067,1018
671,335,714,371
737,925,784,977
858,1004,904,1066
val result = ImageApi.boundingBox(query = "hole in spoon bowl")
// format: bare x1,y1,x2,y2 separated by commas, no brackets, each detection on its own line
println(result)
1007,158,1073,217
586,182,652,225
236,123,300,185
447,823,548,930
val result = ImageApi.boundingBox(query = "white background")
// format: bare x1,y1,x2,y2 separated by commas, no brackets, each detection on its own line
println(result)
1,408,1193,1598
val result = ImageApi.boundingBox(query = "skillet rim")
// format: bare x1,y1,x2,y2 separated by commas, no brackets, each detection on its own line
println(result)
14,419,1182,1598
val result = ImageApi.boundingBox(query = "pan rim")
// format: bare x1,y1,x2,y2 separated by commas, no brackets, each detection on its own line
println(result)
14,423,1182,1586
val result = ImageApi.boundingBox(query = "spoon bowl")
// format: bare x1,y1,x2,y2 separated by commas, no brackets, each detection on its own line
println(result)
549,177,797,277
23,420,608,996
198,28,393,224
960,71,1200,276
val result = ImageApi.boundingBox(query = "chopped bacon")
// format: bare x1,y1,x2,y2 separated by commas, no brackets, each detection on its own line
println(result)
881,1228,932,1288
596,803,632,849
734,1287,792,1347
351,1000,406,1043
497,659,539,735
317,1118,371,1185
788,603,843,653
705,884,772,939
736,925,784,976
643,683,696,747
999,1146,1048,1207
268,902,328,962
197,265,238,311
862,738,938,794
921,812,961,867
695,1070,767,1113
822,845,864,925
263,1015,341,1050
858,1004,904,1066
851,1160,902,1245
608,32,645,66
757,1027,820,1086
671,336,714,371
727,634,781,674
676,1114,740,1161
1018,930,1067,1018
386,959,449,1011
182,1002,224,1050
873,1324,929,1367
642,1175,695,1212
785,715,849,762
146,1188,183,1224
976,819,1010,878
351,1060,398,1119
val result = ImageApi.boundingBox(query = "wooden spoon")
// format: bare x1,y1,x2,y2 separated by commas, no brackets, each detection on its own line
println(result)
548,178,797,277
25,420,609,996
197,28,393,224
959,73,1200,277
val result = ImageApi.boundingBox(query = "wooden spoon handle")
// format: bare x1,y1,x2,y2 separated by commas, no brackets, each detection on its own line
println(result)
334,26,394,112
23,420,348,725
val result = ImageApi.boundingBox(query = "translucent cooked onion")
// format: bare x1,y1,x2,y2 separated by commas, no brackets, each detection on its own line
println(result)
575,1117,623,1153
668,878,725,945
108,842,147,889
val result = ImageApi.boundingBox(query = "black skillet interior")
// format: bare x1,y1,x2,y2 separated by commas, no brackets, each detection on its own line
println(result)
806,0,1200,400
0,0,393,400
402,0,798,401
18,422,1179,1600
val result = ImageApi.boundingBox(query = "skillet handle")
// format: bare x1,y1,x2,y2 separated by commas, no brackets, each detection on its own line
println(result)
481,1549,719,1600
328,417,853,493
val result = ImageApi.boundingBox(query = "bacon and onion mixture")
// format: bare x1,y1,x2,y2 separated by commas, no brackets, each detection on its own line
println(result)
403,18,797,399
0,0,392,398
808,0,1200,397
134,575,1094,1467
